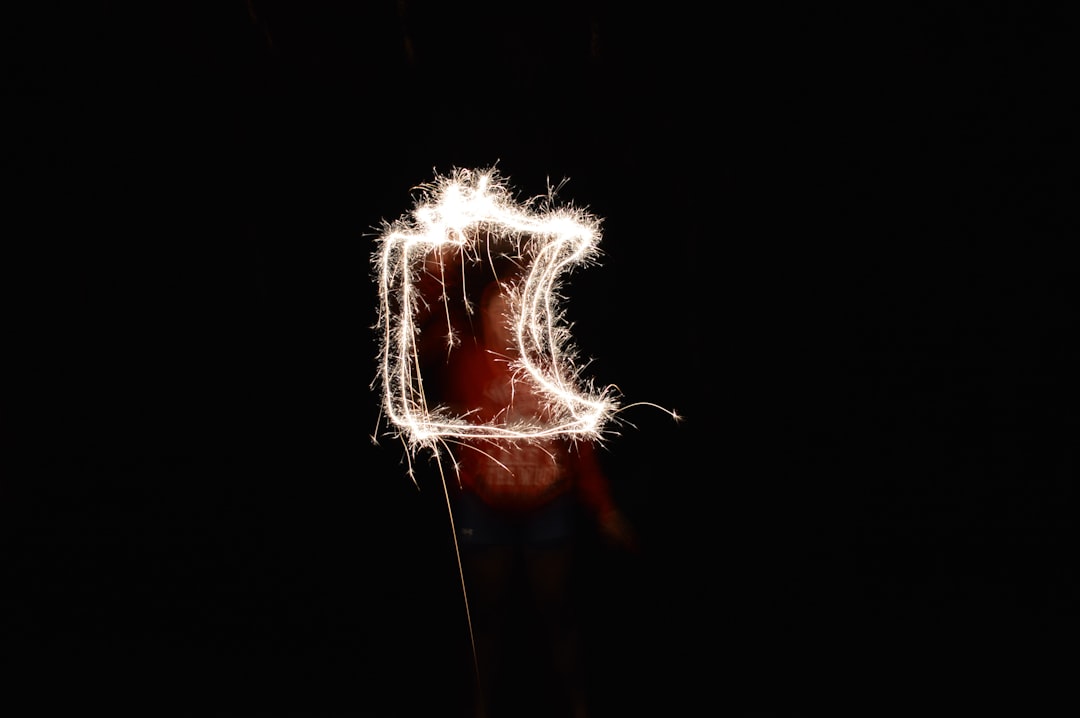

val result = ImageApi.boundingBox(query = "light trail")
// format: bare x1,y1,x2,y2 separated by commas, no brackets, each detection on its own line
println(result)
372,167,664,459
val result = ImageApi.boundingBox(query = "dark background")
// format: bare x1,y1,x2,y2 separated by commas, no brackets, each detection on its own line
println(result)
4,2,1075,716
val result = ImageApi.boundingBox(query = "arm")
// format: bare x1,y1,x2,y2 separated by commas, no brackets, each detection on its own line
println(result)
571,441,639,552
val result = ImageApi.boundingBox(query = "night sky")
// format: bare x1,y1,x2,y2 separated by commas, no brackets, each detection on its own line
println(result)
5,3,1076,717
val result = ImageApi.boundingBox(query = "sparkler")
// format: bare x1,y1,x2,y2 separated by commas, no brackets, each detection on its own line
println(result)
372,167,650,460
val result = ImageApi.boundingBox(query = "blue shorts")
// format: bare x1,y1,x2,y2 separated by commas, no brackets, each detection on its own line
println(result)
452,491,579,549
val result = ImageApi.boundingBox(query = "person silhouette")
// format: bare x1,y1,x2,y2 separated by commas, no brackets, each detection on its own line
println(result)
438,274,637,718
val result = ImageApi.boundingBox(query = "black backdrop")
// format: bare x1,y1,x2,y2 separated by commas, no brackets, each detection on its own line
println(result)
5,2,1075,716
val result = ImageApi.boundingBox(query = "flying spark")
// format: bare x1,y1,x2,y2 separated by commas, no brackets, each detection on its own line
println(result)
372,167,676,471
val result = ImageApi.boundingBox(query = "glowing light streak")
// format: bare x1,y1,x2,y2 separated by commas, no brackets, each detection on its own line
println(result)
372,167,652,462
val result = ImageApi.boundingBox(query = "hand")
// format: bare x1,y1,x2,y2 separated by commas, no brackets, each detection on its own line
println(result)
598,509,640,553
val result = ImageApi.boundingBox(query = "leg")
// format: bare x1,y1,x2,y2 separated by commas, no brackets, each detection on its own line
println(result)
462,545,515,718
524,543,591,718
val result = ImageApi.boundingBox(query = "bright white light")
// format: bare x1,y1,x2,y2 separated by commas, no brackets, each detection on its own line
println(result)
372,167,651,462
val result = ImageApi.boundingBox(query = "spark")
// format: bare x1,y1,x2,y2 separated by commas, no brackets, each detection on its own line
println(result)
372,166,654,462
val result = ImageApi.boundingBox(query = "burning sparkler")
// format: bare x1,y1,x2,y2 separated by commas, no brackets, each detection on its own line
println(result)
372,167,670,465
